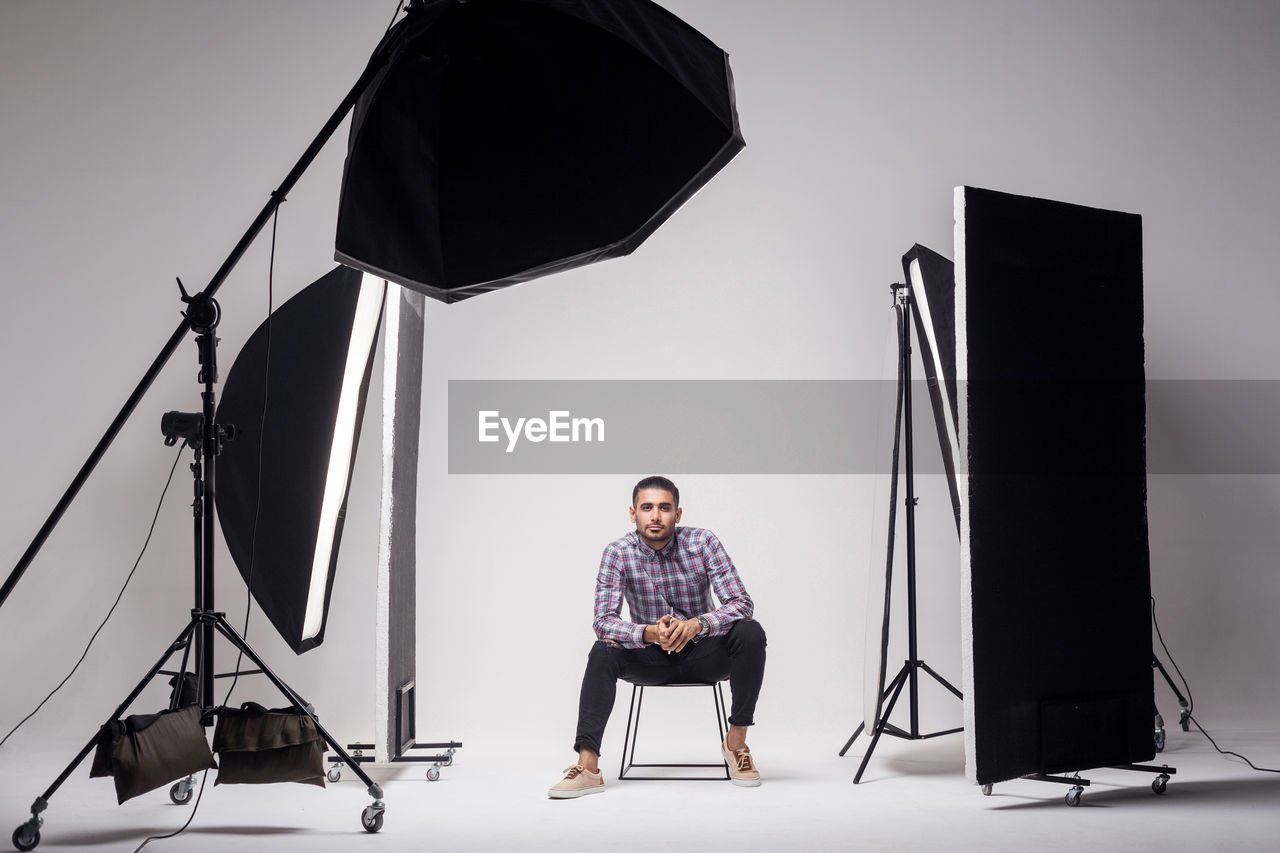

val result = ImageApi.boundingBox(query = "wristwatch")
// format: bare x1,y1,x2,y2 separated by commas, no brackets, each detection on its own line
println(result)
696,615,710,635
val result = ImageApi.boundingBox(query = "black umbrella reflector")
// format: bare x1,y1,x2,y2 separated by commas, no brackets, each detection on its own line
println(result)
216,266,386,654
335,0,745,303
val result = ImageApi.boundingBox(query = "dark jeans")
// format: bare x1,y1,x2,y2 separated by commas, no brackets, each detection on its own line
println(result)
572,618,767,756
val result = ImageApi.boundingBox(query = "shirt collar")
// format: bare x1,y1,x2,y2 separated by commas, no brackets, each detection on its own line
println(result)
628,527,682,560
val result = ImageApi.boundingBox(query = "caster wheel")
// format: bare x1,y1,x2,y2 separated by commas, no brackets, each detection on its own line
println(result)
427,766,441,782
326,767,342,784
12,824,40,852
981,784,992,796
169,780,193,805
361,807,384,834
1152,774,1169,795
1179,713,1190,732
1065,786,1083,807
1154,727,1166,753
443,756,454,767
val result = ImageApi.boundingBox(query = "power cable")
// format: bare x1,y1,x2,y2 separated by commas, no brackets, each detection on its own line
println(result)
1152,594,1277,773
221,197,280,707
0,447,185,750
1187,713,1280,773
130,768,210,853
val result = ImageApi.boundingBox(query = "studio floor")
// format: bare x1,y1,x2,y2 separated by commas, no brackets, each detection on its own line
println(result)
1,726,1276,852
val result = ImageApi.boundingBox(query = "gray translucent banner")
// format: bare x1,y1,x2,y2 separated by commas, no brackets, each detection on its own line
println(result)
446,380,1280,475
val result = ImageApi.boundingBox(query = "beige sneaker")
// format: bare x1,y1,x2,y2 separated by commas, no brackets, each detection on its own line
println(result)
548,764,604,799
721,741,762,787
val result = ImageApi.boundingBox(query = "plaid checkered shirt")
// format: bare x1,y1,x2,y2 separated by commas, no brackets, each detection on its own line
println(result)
593,526,754,649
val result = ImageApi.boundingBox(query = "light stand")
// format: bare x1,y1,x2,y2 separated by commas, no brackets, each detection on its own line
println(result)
839,282,963,784
1152,654,1191,752
9,290,386,852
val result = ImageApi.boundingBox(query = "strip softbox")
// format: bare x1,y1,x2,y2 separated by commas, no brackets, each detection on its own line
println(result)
216,266,386,654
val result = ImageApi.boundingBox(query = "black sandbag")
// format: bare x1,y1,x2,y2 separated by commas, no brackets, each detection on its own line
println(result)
89,705,216,805
213,702,327,787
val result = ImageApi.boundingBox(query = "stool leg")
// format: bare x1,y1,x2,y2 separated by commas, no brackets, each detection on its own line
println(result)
713,683,730,778
630,687,645,774
619,685,642,780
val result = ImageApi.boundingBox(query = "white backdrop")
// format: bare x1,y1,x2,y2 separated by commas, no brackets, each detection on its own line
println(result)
1,1,1278,772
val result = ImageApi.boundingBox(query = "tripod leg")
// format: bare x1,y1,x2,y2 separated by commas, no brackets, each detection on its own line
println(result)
167,632,195,711
209,617,384,799
918,661,964,699
18,620,198,842
1152,655,1191,730
840,661,910,757
854,667,909,784
839,722,867,757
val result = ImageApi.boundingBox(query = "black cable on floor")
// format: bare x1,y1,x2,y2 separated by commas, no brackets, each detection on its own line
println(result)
0,446,185,750
131,768,210,853
1187,714,1280,773
1152,594,1278,773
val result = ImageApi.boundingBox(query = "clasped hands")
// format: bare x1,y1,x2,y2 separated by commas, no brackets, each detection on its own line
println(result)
648,614,700,653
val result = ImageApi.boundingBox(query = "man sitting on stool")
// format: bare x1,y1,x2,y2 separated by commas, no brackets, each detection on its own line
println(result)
549,475,767,798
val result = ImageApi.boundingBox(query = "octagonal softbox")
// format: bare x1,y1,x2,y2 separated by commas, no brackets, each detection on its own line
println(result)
334,0,744,303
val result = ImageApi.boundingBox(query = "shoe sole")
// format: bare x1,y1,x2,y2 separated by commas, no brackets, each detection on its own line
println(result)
548,785,604,799
730,777,762,787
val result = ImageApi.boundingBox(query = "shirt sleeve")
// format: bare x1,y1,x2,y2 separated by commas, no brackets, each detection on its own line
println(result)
700,531,754,636
592,545,648,649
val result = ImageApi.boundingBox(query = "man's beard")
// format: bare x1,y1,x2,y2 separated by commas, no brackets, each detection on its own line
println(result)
638,523,672,544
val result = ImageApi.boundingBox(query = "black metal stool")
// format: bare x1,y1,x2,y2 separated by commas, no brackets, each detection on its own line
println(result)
618,682,730,780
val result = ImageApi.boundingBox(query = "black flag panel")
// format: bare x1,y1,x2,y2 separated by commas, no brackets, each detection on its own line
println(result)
957,186,1153,785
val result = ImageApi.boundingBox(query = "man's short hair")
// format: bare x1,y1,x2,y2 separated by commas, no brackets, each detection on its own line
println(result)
632,475,679,507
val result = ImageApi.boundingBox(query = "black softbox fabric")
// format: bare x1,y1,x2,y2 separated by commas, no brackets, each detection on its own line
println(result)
216,266,384,654
334,0,745,303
